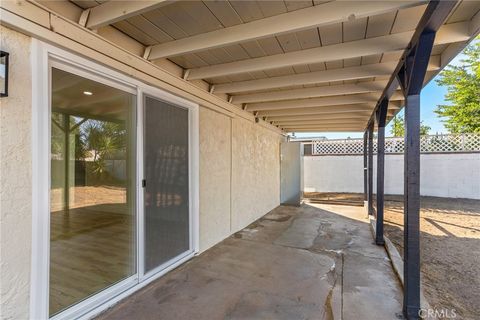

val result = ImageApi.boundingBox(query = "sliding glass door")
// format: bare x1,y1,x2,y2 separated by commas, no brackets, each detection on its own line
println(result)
49,67,136,316
143,96,190,273
42,48,197,319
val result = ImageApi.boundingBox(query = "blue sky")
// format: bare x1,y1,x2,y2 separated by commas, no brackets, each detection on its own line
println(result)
293,48,470,140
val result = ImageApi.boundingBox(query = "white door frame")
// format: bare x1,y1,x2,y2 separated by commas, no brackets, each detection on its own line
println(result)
138,86,200,282
30,39,199,320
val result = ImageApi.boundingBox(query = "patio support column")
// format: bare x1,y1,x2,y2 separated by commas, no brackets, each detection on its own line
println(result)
375,98,388,245
403,92,421,319
63,114,70,212
400,30,436,319
367,121,374,216
363,130,368,214
363,2,458,318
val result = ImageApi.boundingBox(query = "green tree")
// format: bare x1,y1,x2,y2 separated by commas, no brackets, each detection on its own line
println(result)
390,115,404,137
420,123,431,136
435,38,480,133
389,115,431,137
79,119,126,179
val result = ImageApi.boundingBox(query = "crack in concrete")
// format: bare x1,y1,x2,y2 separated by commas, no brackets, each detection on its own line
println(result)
233,210,393,320
323,251,344,320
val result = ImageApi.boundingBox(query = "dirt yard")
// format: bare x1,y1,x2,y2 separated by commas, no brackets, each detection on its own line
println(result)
304,192,480,320
51,185,126,212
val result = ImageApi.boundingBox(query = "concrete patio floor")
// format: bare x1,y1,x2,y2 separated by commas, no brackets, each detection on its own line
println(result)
97,204,403,320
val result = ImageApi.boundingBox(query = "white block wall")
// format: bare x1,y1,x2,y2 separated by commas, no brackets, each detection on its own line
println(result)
303,153,480,199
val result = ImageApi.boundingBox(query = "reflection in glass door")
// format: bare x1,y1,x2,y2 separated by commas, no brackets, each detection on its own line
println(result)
143,96,190,273
49,67,136,316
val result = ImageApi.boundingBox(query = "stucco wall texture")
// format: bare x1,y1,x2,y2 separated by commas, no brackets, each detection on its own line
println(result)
0,26,33,320
304,154,480,199
231,117,282,233
199,108,282,251
0,27,282,318
199,108,232,251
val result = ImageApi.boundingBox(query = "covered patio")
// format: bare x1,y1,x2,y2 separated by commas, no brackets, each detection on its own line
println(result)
1,1,479,320
97,203,403,320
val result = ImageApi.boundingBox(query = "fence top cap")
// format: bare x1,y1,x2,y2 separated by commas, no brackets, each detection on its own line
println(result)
310,133,480,155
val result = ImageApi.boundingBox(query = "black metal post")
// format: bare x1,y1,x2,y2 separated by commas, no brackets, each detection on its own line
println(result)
402,31,436,320
367,122,374,216
375,98,388,245
404,93,421,319
361,2,459,318
363,130,368,214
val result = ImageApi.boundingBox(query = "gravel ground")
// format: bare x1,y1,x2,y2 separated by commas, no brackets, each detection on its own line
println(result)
304,192,480,320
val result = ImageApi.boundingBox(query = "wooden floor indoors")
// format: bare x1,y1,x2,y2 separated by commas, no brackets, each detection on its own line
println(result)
49,204,133,316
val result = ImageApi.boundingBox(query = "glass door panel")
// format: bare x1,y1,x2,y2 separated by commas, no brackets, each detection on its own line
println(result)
143,96,190,273
49,67,136,316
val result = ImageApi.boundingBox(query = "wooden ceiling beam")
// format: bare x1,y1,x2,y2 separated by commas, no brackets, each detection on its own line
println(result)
256,102,400,117
282,121,366,128
266,112,375,122
286,129,364,132
283,125,366,132
85,1,172,29
232,81,389,104
187,22,468,80
246,93,379,112
273,119,368,126
147,1,424,60
233,82,405,105
216,62,396,94
256,104,375,117
214,58,439,94
188,32,413,80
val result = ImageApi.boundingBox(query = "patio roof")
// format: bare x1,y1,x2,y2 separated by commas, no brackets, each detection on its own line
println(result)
67,0,480,132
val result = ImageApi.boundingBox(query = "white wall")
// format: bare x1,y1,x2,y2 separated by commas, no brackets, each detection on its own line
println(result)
304,153,480,199
0,26,283,319
0,26,33,320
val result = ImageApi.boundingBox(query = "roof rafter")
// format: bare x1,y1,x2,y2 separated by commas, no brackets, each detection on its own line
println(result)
85,1,172,29
189,32,412,80
257,104,375,117
232,81,407,105
257,102,401,117
215,57,439,94
147,1,424,60
232,81,388,104
282,121,366,127
286,129,364,132
216,62,396,94
187,22,468,80
283,125,366,132
273,119,369,126
245,93,380,112
266,112,376,122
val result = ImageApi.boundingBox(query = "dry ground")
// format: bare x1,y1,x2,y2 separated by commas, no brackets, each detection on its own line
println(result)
51,185,126,212
305,192,480,320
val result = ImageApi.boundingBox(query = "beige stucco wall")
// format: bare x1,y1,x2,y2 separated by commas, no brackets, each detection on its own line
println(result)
0,26,33,320
0,26,282,318
198,108,282,251
231,118,282,232
198,108,232,251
